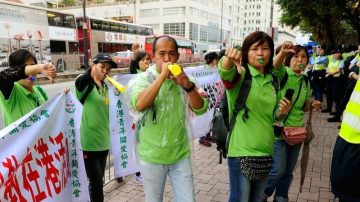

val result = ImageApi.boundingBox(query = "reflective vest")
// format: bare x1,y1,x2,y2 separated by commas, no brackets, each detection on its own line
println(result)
327,60,341,77
314,56,326,70
339,80,360,143
356,53,360,61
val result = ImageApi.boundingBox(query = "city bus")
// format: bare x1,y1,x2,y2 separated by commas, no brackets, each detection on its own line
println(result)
0,1,80,71
144,35,197,64
76,16,153,68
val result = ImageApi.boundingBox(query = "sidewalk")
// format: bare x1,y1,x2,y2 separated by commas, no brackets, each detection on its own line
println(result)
103,109,339,202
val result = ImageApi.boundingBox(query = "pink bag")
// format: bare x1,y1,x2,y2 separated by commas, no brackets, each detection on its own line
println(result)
282,127,307,146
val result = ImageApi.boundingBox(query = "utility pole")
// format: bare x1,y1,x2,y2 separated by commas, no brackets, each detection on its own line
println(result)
83,0,89,69
220,0,223,50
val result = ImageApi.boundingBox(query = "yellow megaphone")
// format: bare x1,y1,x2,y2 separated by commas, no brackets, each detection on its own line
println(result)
106,75,126,93
168,63,182,77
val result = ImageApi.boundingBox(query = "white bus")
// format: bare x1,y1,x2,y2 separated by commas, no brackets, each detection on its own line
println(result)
76,16,153,68
0,1,80,71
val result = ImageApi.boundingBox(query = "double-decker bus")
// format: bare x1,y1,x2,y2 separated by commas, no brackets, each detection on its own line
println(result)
76,17,153,68
144,35,197,64
0,1,79,71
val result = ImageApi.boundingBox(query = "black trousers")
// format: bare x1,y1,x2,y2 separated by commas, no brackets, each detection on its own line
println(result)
83,150,109,202
334,80,356,118
325,76,340,111
331,136,360,202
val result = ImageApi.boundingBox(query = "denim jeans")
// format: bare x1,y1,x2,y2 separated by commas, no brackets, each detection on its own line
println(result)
264,140,302,202
139,158,195,202
228,157,268,202
83,150,109,202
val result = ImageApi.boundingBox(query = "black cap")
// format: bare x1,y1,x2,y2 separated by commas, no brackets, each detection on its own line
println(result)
332,49,341,54
317,45,325,49
92,53,117,69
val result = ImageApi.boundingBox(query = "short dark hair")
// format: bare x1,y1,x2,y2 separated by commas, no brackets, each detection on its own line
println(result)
134,51,151,70
9,49,37,68
284,45,308,66
152,35,178,54
241,31,274,73
204,52,218,65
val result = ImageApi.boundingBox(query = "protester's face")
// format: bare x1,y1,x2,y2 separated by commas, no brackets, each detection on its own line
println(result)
19,57,37,88
94,62,111,81
153,38,179,70
247,41,271,69
317,47,324,55
333,52,341,60
290,49,308,74
211,59,218,67
139,55,151,71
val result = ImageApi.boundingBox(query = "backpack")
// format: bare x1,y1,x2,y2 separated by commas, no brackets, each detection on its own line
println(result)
211,70,279,164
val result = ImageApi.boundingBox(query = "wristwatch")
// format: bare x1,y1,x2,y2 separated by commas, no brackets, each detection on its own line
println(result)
183,82,196,92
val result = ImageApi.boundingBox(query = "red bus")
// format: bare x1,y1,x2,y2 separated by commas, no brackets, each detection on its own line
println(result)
144,35,197,64
76,16,153,68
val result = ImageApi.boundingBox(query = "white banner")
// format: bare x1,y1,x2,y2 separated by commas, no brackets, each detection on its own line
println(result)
0,92,89,202
109,74,139,178
109,67,223,177
186,67,225,138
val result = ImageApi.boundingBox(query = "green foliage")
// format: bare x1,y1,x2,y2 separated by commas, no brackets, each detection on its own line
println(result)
276,0,360,50
62,0,75,6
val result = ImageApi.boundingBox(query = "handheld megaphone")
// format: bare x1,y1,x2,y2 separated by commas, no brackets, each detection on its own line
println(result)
106,75,126,93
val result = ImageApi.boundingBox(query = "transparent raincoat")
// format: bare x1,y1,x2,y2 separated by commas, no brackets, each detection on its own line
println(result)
125,64,209,164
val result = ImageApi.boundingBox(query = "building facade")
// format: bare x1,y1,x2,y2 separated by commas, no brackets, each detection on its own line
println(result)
28,0,299,51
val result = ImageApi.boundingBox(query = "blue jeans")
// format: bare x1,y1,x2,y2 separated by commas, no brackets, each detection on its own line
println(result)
264,140,302,202
139,158,195,202
228,157,268,202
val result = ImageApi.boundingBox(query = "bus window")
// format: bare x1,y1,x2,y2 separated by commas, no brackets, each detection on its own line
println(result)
91,19,101,30
50,41,66,53
119,23,128,33
128,25,139,34
139,27,146,35
146,28,154,35
64,15,75,28
69,42,79,53
76,18,83,29
110,22,120,32
102,21,110,31
146,37,156,44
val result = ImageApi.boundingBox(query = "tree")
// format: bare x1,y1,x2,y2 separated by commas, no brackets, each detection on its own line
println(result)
276,0,360,51
61,0,75,6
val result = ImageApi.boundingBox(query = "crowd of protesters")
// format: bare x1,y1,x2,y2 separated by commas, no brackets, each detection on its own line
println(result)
1,32,360,202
